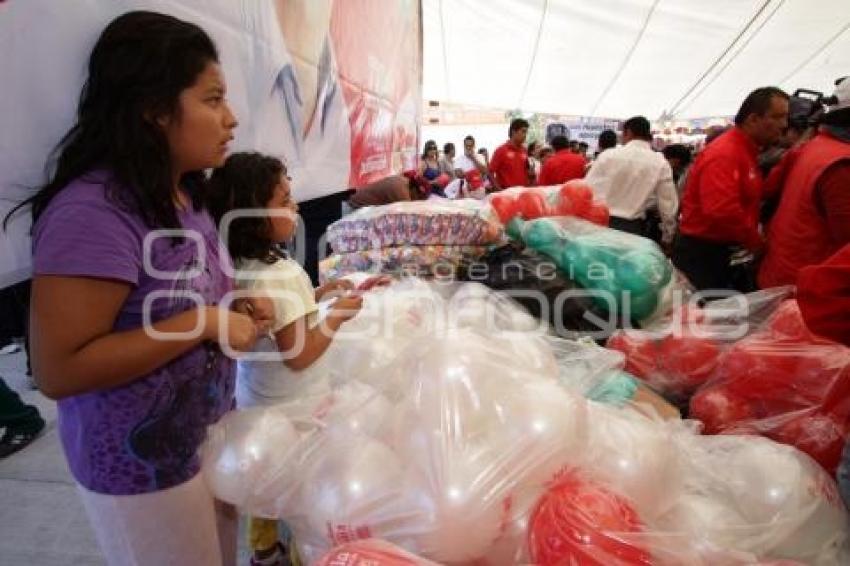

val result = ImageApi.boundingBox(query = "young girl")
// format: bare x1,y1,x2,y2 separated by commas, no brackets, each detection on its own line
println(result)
12,11,268,566
207,152,366,566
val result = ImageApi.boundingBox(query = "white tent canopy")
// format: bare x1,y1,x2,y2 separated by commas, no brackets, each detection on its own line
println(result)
423,0,850,119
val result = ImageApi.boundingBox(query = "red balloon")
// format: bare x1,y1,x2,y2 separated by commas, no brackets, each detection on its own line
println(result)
490,194,518,224
315,540,432,566
606,332,659,380
767,300,816,342
690,387,755,434
657,333,721,393
585,203,611,226
772,412,849,475
517,191,548,220
528,473,652,566
559,183,593,217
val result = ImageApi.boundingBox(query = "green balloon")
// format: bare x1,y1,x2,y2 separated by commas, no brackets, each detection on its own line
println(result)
628,290,660,321
524,219,562,251
506,217,525,240
616,250,672,295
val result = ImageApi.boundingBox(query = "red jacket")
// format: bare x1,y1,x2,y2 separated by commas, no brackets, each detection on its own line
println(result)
490,141,530,188
538,150,586,186
798,244,850,346
758,132,850,288
679,128,763,249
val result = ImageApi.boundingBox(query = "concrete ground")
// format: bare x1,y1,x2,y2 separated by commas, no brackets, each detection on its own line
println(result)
0,349,251,566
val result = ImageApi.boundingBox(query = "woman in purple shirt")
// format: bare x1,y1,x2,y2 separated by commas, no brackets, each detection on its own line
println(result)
6,11,269,566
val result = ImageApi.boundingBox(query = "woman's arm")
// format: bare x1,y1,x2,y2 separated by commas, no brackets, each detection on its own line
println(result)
31,275,263,399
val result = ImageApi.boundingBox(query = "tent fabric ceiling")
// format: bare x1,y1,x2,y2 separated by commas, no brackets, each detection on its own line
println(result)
423,0,850,119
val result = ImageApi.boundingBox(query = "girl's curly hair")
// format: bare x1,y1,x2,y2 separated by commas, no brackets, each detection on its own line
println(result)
207,152,288,264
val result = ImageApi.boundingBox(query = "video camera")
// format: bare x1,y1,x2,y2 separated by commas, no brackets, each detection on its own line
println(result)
789,76,848,130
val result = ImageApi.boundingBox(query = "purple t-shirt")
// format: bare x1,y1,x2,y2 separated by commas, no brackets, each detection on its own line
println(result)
32,170,235,495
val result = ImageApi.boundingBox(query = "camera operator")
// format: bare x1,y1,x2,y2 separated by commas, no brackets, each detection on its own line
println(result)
758,77,850,288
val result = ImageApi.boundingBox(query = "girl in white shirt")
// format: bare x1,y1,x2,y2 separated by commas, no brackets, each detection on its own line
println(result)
207,151,364,566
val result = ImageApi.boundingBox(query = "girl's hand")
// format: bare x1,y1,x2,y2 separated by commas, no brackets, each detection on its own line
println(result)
205,307,270,352
316,279,355,301
356,275,392,292
327,292,363,324
235,295,276,328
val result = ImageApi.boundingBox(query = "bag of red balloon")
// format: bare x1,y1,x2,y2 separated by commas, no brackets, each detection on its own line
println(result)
527,472,653,566
315,539,439,566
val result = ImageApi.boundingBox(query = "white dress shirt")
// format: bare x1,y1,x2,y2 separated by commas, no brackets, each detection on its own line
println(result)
584,140,679,243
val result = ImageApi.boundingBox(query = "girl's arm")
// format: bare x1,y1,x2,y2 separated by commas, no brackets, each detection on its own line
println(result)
31,275,264,399
273,293,362,371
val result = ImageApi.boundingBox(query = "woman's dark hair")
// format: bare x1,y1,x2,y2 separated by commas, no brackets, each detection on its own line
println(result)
207,152,287,264
422,140,438,160
443,142,455,155
4,11,219,231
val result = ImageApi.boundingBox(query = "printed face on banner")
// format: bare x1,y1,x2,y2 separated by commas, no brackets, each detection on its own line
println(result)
0,0,423,284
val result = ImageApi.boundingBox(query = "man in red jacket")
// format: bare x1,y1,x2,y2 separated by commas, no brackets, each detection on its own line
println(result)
489,118,531,190
672,87,789,291
797,243,850,509
537,135,586,185
758,78,850,288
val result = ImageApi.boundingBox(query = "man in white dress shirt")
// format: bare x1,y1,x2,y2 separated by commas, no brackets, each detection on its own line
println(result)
584,116,679,245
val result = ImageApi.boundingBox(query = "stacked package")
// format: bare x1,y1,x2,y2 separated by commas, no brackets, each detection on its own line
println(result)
203,281,849,565
321,201,501,282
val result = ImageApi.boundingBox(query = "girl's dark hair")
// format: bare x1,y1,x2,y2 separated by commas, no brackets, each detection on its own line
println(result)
421,140,438,160
4,11,219,231
207,152,287,264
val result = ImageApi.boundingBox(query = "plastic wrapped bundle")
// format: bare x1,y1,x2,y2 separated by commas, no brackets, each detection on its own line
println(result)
486,181,610,226
314,539,440,565
319,245,487,283
327,200,502,253
457,243,619,339
515,216,674,321
689,299,850,474
652,435,849,565
606,288,794,401
201,282,849,565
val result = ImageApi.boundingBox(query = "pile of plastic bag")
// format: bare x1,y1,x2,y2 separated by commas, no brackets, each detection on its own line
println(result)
202,281,849,564
606,288,793,402
322,201,501,281
511,216,676,322
690,299,850,475
486,181,610,226
606,287,850,477
456,243,618,340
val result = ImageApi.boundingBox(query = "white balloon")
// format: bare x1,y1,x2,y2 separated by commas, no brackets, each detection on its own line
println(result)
724,439,849,560
481,485,544,566
320,381,394,440
487,380,587,487
583,403,683,519
202,406,300,515
301,434,406,546
399,444,506,563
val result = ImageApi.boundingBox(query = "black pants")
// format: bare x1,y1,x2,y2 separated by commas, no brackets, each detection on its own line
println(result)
609,216,648,238
0,378,42,433
0,280,32,375
672,234,736,292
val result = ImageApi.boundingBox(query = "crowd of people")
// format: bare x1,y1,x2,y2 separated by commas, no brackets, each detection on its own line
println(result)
408,80,850,309
1,7,849,566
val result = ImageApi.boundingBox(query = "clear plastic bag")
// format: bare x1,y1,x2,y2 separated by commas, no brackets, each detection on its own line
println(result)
485,181,610,226
319,245,487,284
513,216,676,321
689,298,850,475
606,287,795,401
202,282,849,564
314,539,439,565
326,200,502,253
